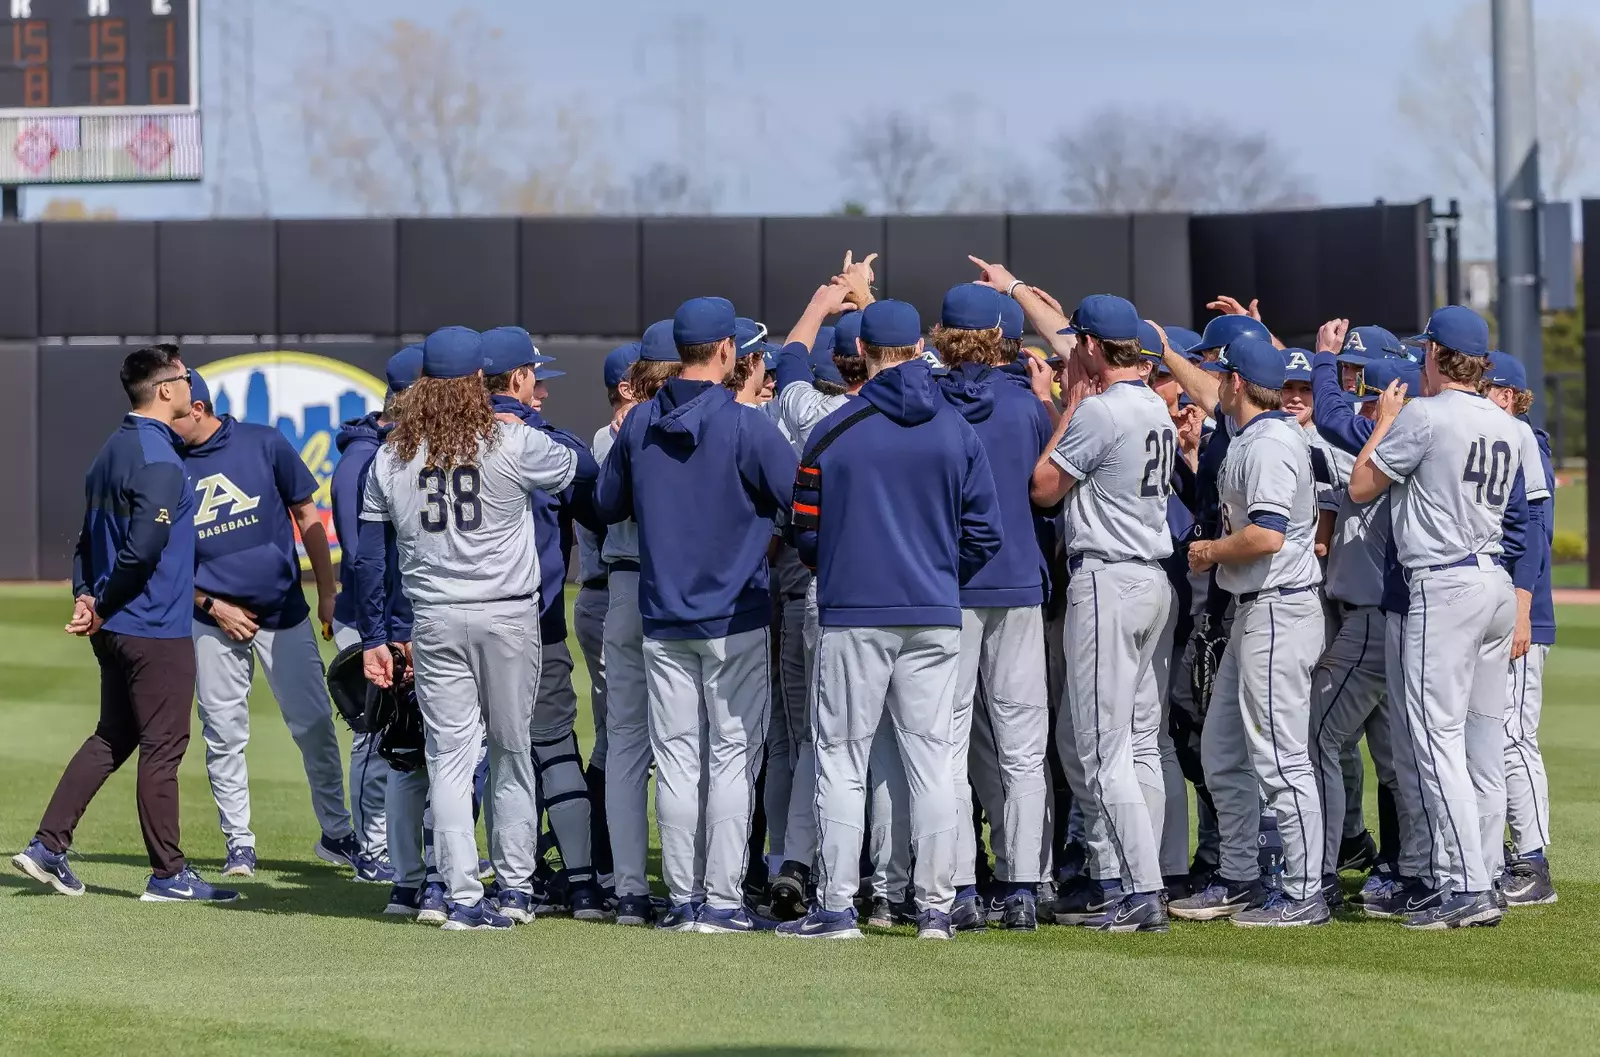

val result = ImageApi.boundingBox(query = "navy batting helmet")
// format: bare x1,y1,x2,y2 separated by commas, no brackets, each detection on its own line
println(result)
1189,315,1271,355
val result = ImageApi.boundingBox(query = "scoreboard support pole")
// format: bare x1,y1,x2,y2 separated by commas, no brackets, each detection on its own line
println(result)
1,188,17,221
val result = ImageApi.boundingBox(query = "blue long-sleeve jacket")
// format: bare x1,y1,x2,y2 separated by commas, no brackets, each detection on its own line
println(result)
331,414,412,649
1525,423,1555,645
73,414,195,638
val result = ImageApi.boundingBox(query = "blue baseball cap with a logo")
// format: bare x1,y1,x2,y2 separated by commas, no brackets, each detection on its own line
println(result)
1203,335,1285,390
999,296,1024,341
941,284,1005,331
603,342,642,388
1282,348,1313,382
640,319,680,362
422,326,484,379
834,311,864,357
187,368,210,407
1339,325,1403,367
386,343,424,393
1059,294,1139,341
1421,305,1490,358
1485,350,1528,390
1353,357,1423,402
674,296,737,347
481,326,558,377
1162,326,1202,361
735,317,769,359
1137,320,1166,364
861,300,921,347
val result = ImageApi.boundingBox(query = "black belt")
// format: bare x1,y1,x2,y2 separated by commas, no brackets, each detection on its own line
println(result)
1404,554,1488,583
580,577,608,590
1237,584,1317,605
608,560,639,573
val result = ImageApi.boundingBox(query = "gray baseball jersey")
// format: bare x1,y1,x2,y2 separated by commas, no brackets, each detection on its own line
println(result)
1370,388,1525,567
592,424,639,563
1050,381,1175,562
361,421,578,603
1303,420,1352,513
1214,413,1321,595
777,382,851,455
575,523,605,583
1323,488,1391,608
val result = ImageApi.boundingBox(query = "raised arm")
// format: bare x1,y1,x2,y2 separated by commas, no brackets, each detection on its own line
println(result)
967,256,1077,364
1148,320,1220,414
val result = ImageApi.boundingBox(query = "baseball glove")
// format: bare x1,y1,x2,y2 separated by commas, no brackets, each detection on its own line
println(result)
1189,614,1228,720
324,642,426,773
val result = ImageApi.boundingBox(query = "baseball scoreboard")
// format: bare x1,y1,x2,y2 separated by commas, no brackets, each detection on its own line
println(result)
0,0,199,184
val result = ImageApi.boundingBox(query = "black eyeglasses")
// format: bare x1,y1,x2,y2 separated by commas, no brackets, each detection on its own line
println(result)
151,373,190,387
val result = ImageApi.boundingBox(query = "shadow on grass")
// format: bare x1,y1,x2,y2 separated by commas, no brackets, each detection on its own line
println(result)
595,1050,868,1057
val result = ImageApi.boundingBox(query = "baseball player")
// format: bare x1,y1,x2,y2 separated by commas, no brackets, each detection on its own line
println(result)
595,319,678,927
1481,352,1558,906
1161,332,1330,927
571,341,642,900
594,296,798,934
481,327,607,919
181,369,360,879
779,298,1003,941
358,326,580,931
1346,306,1527,929
931,281,1052,932
1336,326,1407,392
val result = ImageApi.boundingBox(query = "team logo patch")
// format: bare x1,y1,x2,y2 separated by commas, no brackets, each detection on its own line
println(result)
197,352,386,567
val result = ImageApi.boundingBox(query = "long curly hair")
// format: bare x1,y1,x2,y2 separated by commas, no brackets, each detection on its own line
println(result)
930,324,1001,367
388,375,498,471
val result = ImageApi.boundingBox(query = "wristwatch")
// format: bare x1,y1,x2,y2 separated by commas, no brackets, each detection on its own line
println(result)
200,595,215,613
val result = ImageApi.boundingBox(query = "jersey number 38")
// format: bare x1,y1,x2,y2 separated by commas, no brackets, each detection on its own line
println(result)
418,467,482,532
1461,436,1512,507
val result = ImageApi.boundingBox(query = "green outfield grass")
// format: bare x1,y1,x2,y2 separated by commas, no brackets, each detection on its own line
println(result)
2,583,1598,1057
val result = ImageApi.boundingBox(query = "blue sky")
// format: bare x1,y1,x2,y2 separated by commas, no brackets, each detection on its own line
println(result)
32,0,1600,230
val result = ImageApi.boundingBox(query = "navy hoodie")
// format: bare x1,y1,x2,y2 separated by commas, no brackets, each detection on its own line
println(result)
799,359,1003,628
594,378,797,639
185,416,317,630
490,393,601,645
330,413,412,646
73,414,195,638
937,361,1052,608
1524,422,1555,646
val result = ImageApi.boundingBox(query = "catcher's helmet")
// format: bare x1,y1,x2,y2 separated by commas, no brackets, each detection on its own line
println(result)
327,642,381,734
324,643,427,773
1189,314,1270,355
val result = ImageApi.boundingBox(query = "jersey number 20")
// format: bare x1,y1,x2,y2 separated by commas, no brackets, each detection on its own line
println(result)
1140,428,1176,498
1461,436,1512,506
418,467,482,532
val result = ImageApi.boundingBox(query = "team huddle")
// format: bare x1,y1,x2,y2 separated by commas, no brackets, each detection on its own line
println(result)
12,248,1557,937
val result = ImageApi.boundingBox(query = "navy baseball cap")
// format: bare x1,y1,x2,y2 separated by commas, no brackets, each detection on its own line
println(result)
1137,320,1166,364
1339,325,1403,366
640,319,680,362
834,311,864,356
603,342,642,388
1204,335,1285,389
1190,314,1270,354
480,326,553,376
999,296,1024,341
941,284,1004,331
674,296,737,347
422,326,484,379
1353,357,1423,402
1485,350,1528,390
1421,305,1490,358
386,344,424,393
1282,348,1313,382
1059,294,1139,341
861,300,921,348
1162,325,1202,356
187,368,210,406
735,317,769,358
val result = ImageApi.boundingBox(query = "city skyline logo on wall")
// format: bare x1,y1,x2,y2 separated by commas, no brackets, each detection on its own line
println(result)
198,352,386,568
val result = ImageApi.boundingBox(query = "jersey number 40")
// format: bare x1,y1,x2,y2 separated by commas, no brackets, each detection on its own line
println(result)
418,467,482,533
1461,436,1512,506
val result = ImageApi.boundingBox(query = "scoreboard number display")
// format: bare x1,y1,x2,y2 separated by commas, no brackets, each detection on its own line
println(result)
0,0,199,184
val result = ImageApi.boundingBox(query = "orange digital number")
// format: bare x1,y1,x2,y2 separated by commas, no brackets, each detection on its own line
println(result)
164,19,176,61
24,66,48,106
89,19,126,63
12,20,48,65
91,64,126,106
149,61,175,105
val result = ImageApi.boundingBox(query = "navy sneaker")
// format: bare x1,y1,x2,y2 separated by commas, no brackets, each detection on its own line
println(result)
1337,830,1378,874
985,890,1007,923
1502,855,1558,906
950,892,987,932
383,885,420,916
1167,877,1260,921
1052,876,1123,925
1403,890,1502,930
140,865,240,903
1362,878,1446,920
1092,892,1170,933
221,844,257,879
916,908,955,940
777,907,863,940
1162,874,1194,902
416,881,449,924
615,893,656,927
493,889,536,924
530,876,569,915
694,904,777,934
1320,873,1344,911
569,882,611,921
1002,890,1038,931
11,840,85,896
441,899,514,931
477,858,496,881
354,854,394,884
865,897,896,929
1232,889,1331,928
656,902,700,931
314,833,360,870
768,862,810,922
1350,864,1397,907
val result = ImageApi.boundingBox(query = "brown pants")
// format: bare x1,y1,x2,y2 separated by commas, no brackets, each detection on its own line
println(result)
36,630,196,878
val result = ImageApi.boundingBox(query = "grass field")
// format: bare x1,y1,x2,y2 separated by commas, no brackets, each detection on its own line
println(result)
2,584,1599,1056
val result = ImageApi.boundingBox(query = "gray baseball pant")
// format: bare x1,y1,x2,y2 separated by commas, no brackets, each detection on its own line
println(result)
603,571,653,898
952,606,1049,887
411,598,542,905
1152,592,1185,878
779,580,823,872
572,585,609,770
1384,611,1449,885
1308,604,1387,877
532,640,593,883
968,692,1011,881
1064,560,1173,894
1052,615,1119,882
644,627,771,910
1504,644,1551,857
1341,744,1366,839
193,617,352,850
764,589,809,865
868,711,911,902
1403,566,1515,893
813,625,960,914
333,622,391,860
1202,588,1327,901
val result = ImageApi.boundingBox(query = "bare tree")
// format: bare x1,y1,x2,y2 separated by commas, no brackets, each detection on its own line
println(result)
616,162,724,215
947,159,1046,214
838,111,949,214
1051,109,1315,213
